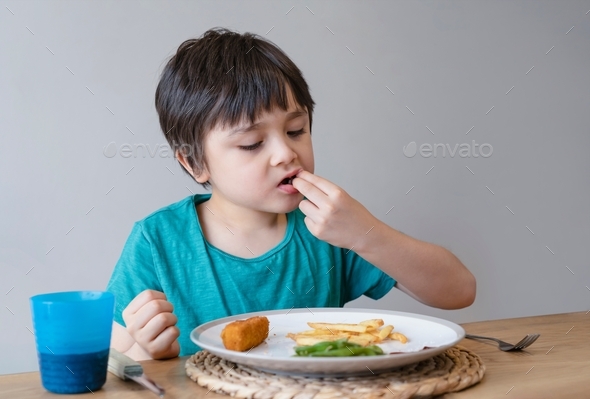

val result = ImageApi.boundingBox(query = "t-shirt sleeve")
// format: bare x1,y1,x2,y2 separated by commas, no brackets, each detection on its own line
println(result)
342,249,396,303
106,222,163,327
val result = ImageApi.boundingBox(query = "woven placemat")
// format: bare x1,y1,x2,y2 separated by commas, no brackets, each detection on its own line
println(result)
186,346,485,399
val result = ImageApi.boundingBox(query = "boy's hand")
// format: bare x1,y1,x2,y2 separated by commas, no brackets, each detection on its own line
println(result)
122,289,180,359
293,170,378,250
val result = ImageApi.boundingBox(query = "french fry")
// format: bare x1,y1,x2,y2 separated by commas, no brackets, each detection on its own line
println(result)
353,332,379,343
289,318,407,347
292,336,340,346
347,336,372,346
359,319,384,330
389,332,408,344
296,329,334,336
378,325,394,340
287,332,349,340
308,322,367,333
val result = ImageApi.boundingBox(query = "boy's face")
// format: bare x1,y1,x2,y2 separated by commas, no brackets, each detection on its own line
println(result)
196,90,314,214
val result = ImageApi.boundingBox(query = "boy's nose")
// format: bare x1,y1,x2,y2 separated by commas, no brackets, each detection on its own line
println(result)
269,137,297,166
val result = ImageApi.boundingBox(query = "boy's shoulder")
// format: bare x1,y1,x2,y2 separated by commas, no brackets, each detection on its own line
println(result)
137,194,208,230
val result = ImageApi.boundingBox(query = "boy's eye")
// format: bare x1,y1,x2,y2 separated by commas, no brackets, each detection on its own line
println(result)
288,129,306,137
238,130,305,151
239,141,262,151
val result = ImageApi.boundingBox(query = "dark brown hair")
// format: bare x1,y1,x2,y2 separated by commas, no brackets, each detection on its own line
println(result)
155,27,315,188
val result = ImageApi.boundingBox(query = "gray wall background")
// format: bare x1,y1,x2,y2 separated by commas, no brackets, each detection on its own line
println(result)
1,0,589,375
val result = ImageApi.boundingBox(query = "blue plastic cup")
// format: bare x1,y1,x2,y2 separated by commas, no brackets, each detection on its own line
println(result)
30,291,114,394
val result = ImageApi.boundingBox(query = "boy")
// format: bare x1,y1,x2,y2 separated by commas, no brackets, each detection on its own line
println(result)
107,28,476,360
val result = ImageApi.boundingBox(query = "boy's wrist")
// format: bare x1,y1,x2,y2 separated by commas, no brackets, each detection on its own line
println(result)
350,218,391,256
123,342,153,361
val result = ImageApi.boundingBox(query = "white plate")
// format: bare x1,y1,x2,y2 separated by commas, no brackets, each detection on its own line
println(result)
190,308,464,376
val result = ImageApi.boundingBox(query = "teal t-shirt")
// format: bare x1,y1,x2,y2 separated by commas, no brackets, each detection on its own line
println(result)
106,194,395,356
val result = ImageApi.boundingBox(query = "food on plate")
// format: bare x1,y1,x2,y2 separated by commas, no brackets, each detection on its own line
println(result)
220,316,269,351
389,332,408,343
287,318,408,348
294,338,384,357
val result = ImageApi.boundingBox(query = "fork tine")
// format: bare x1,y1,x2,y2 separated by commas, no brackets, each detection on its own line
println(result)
515,335,533,350
516,334,539,350
512,335,531,349
519,334,540,349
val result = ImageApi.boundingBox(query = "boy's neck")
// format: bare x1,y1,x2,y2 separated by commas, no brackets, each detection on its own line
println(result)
203,192,284,234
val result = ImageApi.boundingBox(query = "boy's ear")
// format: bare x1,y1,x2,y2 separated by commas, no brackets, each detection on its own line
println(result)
175,150,210,184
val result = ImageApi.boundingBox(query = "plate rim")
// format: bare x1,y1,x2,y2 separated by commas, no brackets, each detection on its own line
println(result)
190,307,465,364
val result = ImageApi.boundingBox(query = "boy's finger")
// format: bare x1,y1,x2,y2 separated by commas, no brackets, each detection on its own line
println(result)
131,300,174,331
302,215,320,237
298,198,321,220
292,177,329,209
125,289,167,315
155,325,180,346
135,312,178,345
148,326,180,359
295,171,339,197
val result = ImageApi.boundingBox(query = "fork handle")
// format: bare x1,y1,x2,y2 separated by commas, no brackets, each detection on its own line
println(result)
465,334,503,343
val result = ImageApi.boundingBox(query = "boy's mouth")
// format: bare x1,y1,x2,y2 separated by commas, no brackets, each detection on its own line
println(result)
278,169,302,186
280,176,295,185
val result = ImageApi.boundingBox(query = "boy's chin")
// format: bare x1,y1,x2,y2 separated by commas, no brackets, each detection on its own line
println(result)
282,203,301,213
272,194,303,214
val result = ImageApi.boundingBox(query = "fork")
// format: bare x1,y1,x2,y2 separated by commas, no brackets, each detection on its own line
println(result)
465,333,540,351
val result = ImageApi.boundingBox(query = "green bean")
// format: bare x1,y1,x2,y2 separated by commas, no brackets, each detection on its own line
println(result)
293,340,384,357
309,346,380,357
366,345,384,355
294,339,352,356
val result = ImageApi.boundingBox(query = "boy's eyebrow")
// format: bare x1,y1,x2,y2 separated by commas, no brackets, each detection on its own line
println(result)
228,110,308,137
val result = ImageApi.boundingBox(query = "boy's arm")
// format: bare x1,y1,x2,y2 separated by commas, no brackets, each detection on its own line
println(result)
293,171,476,310
107,223,179,359
111,322,153,361
110,290,180,361
352,222,475,309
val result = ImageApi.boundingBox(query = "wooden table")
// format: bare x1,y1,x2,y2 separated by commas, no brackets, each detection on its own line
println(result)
1,311,587,399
